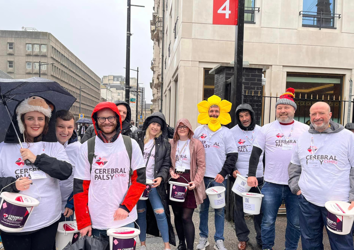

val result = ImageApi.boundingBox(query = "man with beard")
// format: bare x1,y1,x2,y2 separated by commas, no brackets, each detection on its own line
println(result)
247,88,308,250
81,101,133,143
289,102,354,250
74,102,146,239
194,100,238,250
230,104,264,250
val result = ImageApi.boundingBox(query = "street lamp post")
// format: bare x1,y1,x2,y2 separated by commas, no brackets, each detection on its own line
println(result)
125,1,144,104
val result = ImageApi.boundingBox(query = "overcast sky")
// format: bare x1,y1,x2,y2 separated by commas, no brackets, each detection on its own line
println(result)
0,0,154,102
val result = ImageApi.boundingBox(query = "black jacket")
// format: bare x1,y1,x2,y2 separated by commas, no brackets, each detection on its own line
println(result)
235,103,256,131
132,112,175,246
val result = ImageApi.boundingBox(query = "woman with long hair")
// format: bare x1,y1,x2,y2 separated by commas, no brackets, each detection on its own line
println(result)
132,112,175,250
170,118,206,250
0,96,72,250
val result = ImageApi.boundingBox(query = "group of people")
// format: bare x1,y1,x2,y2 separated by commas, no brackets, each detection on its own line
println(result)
0,86,353,250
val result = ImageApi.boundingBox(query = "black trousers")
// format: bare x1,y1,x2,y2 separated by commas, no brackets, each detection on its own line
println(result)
233,177,263,245
1,220,59,250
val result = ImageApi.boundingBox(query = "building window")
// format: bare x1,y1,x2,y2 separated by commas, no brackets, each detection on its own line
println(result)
41,64,47,70
203,69,214,100
26,62,32,69
33,44,40,52
33,62,39,70
244,0,258,23
41,45,47,52
26,44,32,51
301,0,339,29
8,61,14,68
8,43,14,50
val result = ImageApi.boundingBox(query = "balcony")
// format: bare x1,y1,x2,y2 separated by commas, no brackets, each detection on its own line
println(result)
300,11,341,29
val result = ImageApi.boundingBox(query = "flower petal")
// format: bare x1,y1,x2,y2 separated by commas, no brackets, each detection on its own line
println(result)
218,113,232,125
197,100,211,113
208,118,221,132
197,113,210,124
207,95,221,106
219,100,232,113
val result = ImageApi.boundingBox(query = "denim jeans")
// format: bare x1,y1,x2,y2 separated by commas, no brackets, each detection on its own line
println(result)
234,177,263,245
298,194,354,250
137,187,169,243
261,182,300,250
199,177,227,242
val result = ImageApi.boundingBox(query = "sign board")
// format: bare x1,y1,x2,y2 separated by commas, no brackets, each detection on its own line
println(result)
213,0,238,25
130,98,136,103
79,113,84,119
140,115,143,119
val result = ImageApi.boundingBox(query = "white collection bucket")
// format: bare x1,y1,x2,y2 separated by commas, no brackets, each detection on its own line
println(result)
232,174,252,196
139,179,154,200
325,201,354,235
205,183,226,209
107,227,140,250
56,221,80,250
242,192,264,215
168,176,189,202
0,192,39,232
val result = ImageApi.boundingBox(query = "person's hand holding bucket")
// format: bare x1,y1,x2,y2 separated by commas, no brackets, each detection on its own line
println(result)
232,170,240,178
114,208,129,221
247,176,258,187
15,177,32,191
188,181,196,190
170,172,180,179
349,201,354,211
80,225,92,237
64,208,74,218
152,177,162,188
215,174,224,183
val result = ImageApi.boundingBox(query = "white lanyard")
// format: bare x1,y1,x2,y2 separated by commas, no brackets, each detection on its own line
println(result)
278,122,295,140
242,130,254,145
177,140,189,156
310,135,329,155
176,140,189,172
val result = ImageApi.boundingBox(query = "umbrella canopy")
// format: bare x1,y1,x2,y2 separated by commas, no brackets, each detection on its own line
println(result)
77,118,92,124
0,77,76,143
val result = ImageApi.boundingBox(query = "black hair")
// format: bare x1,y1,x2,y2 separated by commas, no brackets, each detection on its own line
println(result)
56,110,75,123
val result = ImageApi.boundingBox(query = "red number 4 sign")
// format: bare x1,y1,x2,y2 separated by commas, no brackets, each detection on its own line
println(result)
213,0,238,25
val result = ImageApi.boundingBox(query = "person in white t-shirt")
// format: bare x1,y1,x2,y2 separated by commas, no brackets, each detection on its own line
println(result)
132,112,176,250
247,88,308,250
0,96,72,250
289,102,354,250
230,104,264,250
74,102,146,239
55,110,81,221
194,95,238,250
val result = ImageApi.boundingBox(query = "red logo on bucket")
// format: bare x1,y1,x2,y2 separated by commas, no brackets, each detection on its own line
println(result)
3,213,8,218
238,139,246,145
63,224,75,231
15,158,25,167
95,157,108,167
276,133,284,138
15,196,24,203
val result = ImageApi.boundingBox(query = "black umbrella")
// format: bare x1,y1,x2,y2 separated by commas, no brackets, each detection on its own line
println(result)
77,118,92,124
0,77,76,146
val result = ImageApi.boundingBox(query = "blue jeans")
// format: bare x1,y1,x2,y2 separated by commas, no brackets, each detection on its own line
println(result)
261,182,300,250
199,177,227,241
298,194,354,250
92,222,135,237
137,187,169,243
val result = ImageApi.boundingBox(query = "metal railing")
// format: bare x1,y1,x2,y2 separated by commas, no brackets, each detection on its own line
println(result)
244,7,260,23
299,10,341,29
173,16,179,39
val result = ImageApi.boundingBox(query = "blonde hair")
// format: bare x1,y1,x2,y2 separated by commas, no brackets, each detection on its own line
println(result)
144,126,163,144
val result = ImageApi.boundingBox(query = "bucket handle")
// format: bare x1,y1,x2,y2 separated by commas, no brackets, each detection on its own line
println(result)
168,175,189,185
206,179,225,190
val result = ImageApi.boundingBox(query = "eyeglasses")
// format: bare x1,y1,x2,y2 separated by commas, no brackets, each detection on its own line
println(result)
97,116,116,123
177,125,188,130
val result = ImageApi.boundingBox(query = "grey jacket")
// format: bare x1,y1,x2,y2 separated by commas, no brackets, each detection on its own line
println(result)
288,120,354,202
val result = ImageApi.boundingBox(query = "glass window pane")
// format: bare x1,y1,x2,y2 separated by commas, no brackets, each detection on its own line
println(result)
33,44,39,52
26,62,32,69
41,45,47,52
41,65,47,70
302,0,335,27
8,61,13,68
33,63,39,69
8,43,14,50
26,44,32,51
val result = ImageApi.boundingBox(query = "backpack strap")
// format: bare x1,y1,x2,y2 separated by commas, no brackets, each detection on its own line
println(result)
122,135,132,166
87,137,96,173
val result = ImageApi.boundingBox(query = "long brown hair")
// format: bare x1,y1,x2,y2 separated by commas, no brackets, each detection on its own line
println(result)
173,123,192,141
21,114,50,142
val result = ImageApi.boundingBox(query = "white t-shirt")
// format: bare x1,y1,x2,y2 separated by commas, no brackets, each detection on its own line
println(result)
74,135,145,229
0,141,70,232
194,125,238,178
175,140,191,172
231,125,263,178
291,129,354,207
60,141,81,213
144,139,156,180
254,120,308,185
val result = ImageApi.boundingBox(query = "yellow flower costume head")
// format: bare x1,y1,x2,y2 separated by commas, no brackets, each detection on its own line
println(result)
197,95,232,132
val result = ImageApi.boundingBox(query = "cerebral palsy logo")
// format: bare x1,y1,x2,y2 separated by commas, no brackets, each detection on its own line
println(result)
95,157,108,167
308,146,318,153
276,133,284,138
238,139,246,145
15,158,24,167
200,133,207,139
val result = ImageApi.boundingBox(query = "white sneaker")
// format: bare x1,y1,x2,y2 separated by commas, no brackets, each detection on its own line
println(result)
196,237,210,250
140,246,147,250
214,240,227,250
